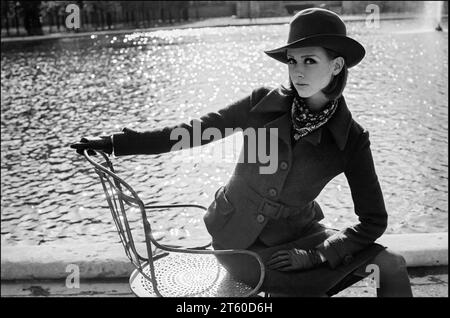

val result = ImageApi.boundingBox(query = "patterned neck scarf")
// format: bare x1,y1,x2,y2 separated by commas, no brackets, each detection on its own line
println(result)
291,96,339,141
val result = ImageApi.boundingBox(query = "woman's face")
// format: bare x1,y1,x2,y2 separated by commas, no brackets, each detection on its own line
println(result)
287,46,343,98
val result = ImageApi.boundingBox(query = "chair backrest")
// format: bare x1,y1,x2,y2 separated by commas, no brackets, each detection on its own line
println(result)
83,150,159,288
82,150,266,297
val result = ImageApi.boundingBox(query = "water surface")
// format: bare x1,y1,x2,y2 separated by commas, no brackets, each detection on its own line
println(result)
1,19,448,246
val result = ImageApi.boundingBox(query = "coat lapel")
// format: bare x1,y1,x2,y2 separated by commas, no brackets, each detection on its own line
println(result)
325,96,353,150
263,112,292,148
250,87,293,148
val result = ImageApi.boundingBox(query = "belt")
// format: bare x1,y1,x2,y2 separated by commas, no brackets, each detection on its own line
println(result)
258,199,299,219
227,180,311,220
257,197,313,220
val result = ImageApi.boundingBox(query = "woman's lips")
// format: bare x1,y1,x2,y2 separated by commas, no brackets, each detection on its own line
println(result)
296,83,308,86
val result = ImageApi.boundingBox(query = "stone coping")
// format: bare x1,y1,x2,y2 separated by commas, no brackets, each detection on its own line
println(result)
1,232,447,280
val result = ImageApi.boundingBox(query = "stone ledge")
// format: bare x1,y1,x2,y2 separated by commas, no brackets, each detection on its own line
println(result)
1,267,447,297
1,232,447,280
377,232,447,267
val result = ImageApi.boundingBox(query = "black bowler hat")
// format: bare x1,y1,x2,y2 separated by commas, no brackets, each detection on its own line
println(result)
265,8,365,68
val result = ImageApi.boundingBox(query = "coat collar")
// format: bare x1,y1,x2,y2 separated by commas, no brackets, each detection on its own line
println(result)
250,86,353,150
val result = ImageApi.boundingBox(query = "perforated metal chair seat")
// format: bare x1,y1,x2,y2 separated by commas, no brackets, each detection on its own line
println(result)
130,253,257,297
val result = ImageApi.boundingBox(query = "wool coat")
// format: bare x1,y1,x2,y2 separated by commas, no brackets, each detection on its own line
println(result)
112,85,388,270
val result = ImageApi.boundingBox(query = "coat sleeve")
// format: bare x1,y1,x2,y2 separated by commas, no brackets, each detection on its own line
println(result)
111,87,270,156
316,129,388,269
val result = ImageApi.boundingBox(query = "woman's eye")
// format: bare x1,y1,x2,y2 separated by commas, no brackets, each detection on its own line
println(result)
304,58,316,64
287,58,296,65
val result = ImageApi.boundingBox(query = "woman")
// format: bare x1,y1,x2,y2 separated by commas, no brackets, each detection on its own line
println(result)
71,8,413,297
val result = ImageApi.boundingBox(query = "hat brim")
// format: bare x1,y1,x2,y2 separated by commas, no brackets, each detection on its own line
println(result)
264,34,365,68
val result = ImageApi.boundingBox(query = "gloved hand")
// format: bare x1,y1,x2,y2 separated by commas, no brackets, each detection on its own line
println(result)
70,136,113,156
267,248,323,271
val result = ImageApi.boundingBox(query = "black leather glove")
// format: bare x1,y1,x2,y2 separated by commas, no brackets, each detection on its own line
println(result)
267,248,324,271
70,136,113,156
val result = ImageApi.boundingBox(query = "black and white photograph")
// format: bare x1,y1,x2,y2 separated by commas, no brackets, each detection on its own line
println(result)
1,1,448,301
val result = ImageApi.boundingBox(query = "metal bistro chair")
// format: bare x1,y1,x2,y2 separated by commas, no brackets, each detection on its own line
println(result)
83,150,266,297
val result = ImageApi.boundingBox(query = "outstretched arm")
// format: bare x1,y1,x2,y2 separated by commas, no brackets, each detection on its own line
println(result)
111,93,253,156
80,87,270,157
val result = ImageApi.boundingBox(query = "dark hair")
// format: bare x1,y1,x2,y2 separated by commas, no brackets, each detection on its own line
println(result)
284,48,348,101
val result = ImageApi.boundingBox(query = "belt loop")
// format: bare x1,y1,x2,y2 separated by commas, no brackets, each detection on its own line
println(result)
258,199,282,220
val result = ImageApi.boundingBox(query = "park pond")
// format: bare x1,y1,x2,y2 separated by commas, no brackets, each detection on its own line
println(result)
1,18,448,247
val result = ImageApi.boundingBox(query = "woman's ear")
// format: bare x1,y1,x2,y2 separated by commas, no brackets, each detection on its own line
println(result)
332,57,345,75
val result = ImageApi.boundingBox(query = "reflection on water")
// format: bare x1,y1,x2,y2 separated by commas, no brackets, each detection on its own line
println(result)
1,19,448,246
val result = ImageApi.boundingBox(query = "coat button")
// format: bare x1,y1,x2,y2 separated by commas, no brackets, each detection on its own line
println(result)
280,161,288,170
268,188,277,197
343,255,354,265
256,214,265,223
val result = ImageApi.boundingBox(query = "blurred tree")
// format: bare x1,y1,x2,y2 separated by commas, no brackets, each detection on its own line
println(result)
40,1,68,15
38,1,117,31
19,0,44,35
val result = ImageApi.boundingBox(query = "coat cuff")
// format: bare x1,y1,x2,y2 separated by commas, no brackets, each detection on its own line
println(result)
315,239,341,269
111,132,126,156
